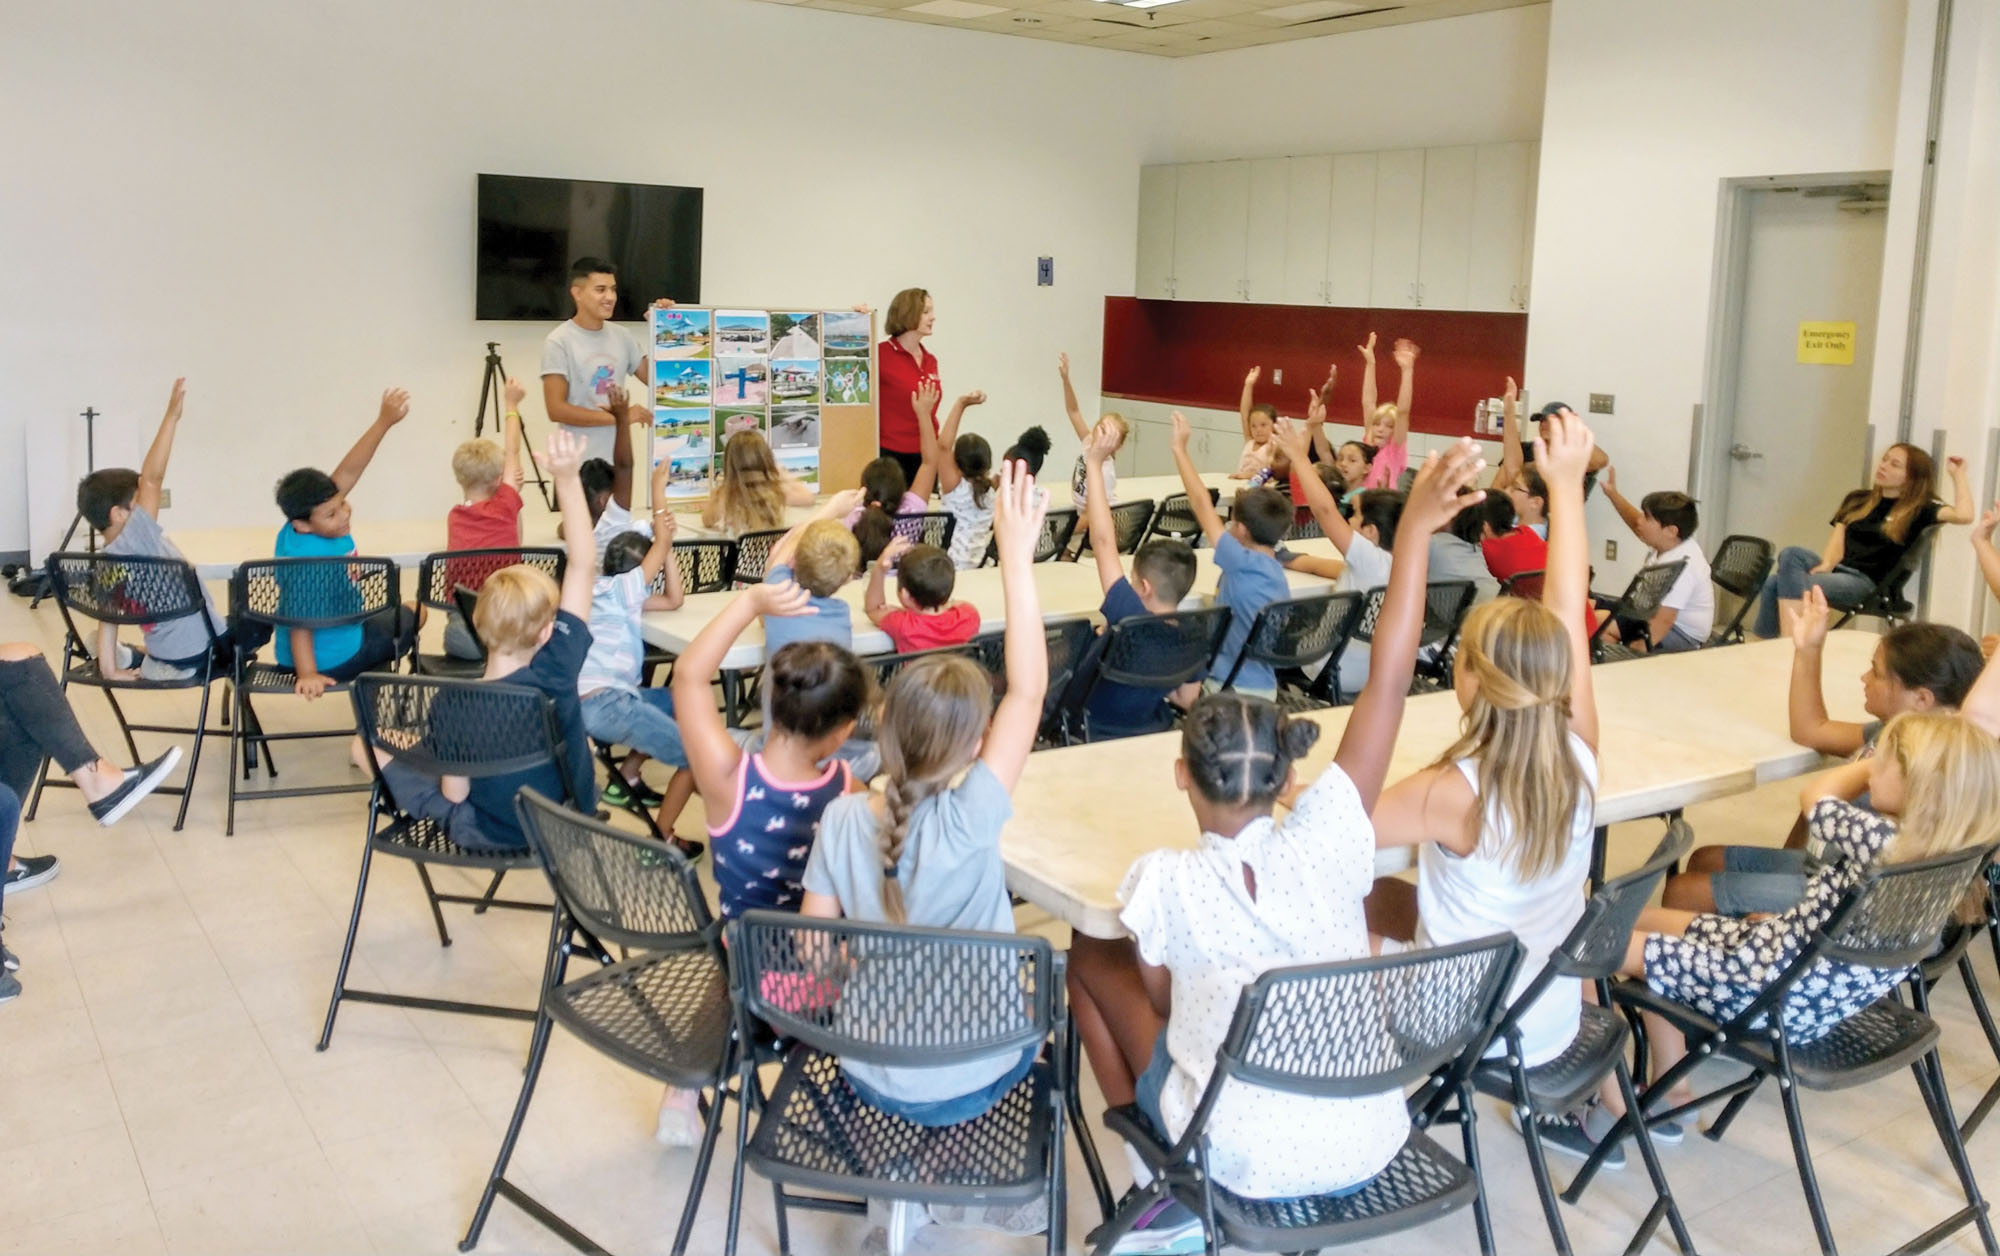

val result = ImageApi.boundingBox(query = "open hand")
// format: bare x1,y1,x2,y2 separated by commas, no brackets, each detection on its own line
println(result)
1318,364,1337,404
1503,376,1518,404
164,377,187,423
377,388,411,426
957,389,987,408
1790,586,1831,651
824,487,865,518
751,578,813,618
651,297,677,310
877,535,914,571
1402,439,1488,538
1601,464,1618,496
544,428,587,477
1975,501,2000,543
1057,352,1071,378
1393,338,1419,369
1170,411,1191,453
1306,390,1327,428
504,377,526,409
1531,409,1596,485
991,456,1050,564
1245,365,1261,387
913,380,940,419
1357,332,1376,362
1084,422,1120,466
1273,418,1312,465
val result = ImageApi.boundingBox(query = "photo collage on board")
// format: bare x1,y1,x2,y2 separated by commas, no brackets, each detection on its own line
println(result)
652,305,870,498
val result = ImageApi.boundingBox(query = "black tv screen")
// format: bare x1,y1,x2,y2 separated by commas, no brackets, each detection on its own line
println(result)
476,173,702,321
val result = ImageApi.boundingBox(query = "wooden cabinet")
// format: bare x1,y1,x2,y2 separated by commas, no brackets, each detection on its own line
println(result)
1369,148,1425,310
1244,158,1290,303
1136,165,1178,299
1468,141,1536,312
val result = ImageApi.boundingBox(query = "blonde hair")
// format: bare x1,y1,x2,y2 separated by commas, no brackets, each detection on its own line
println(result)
473,565,559,654
873,656,992,922
1873,713,2000,863
1371,403,1400,431
452,439,504,492
1098,412,1131,453
1433,598,1591,881
793,520,859,598
710,431,787,536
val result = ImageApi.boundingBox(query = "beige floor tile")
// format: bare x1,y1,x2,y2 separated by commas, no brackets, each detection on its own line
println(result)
0,1200,166,1256
151,1149,372,1256
124,1083,323,1191
322,1105,508,1217
84,972,257,1057
0,1124,150,1227
103,1023,287,1122
288,1041,480,1146
5,1001,104,1076
0,1058,126,1150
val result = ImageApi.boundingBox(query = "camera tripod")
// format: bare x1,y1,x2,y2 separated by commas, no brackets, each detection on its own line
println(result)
473,342,554,510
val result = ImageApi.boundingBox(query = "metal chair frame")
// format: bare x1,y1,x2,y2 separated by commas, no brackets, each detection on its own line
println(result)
983,508,1079,566
1831,524,1942,629
1218,590,1365,714
1704,534,1775,647
410,547,565,678
1589,560,1687,662
1144,490,1220,547
1106,498,1157,555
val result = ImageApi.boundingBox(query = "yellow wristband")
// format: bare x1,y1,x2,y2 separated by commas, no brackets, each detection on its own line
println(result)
504,409,521,418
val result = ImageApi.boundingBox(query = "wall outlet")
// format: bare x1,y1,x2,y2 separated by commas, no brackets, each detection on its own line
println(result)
159,488,171,508
1272,368,1282,384
1589,393,1615,414
1605,539,1617,561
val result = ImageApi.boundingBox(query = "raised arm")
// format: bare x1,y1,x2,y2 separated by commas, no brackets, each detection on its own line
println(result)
1276,414,1351,552
1598,464,1644,537
1389,338,1417,449
907,381,941,501
1785,586,1867,755
1494,376,1523,491
1940,455,1975,525
1056,352,1090,441
767,488,864,572
933,390,984,496
1534,410,1599,750
1357,333,1378,422
864,537,913,627
501,377,525,492
673,581,808,803
542,431,596,621
134,377,186,517
540,375,616,428
609,396,635,511
1237,366,1260,442
1168,412,1224,544
1974,502,2000,604
980,461,1051,790
329,388,409,493
1958,609,2000,738
640,463,683,608
1334,442,1486,808
1080,424,1125,593
1307,376,1335,465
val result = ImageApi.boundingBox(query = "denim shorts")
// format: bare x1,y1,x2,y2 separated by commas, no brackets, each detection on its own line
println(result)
846,1046,1038,1127
581,686,688,768
1711,847,1811,916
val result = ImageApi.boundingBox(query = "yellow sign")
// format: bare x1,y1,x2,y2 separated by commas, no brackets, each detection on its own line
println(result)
1798,321,1856,365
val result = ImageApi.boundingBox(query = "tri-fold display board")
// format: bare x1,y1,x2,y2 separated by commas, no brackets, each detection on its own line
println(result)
649,306,878,500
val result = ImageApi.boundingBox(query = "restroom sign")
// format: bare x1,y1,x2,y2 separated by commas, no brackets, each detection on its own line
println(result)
1797,321,1856,365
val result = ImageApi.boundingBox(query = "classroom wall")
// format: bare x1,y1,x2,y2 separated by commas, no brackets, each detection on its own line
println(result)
0,0,1163,555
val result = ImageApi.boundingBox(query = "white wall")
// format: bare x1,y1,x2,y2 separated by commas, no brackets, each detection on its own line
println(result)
0,0,1163,553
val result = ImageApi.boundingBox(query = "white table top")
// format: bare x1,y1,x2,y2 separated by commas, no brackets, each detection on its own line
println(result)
638,549,1334,670
1003,631,1879,939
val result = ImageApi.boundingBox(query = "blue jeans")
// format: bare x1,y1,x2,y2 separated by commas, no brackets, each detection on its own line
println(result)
846,1046,1038,1127
0,784,18,887
377,758,517,851
1710,847,1812,916
581,687,688,768
1752,547,1876,638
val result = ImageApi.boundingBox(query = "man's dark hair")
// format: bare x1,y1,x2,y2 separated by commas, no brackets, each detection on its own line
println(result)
1231,487,1293,547
570,257,617,283
77,469,140,530
1641,491,1699,542
895,544,957,609
275,468,339,522
1446,492,1487,544
1132,539,1197,605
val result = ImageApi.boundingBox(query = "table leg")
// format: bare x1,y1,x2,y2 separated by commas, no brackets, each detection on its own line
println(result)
722,670,743,729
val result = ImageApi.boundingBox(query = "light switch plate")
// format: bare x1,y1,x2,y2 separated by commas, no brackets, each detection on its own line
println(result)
1272,368,1282,384
1605,539,1618,561
1589,393,1615,414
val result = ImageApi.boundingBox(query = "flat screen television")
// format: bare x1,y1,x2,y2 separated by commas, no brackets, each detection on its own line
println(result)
476,173,702,321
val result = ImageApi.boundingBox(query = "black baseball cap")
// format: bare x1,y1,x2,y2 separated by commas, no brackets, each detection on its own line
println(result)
1532,401,1574,421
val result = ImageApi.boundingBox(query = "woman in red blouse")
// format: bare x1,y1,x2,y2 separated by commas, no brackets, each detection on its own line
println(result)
877,288,940,484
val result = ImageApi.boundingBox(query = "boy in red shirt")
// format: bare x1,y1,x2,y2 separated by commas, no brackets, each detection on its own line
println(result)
441,377,527,658
865,538,980,653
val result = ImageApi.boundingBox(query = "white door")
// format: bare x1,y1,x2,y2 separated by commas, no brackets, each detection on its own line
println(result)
1245,158,1290,303
1173,161,1251,303
1416,145,1476,310
1370,149,1425,310
1327,151,1377,306
1136,165,1177,299
1283,155,1333,305
1716,185,1889,548
1467,142,1533,312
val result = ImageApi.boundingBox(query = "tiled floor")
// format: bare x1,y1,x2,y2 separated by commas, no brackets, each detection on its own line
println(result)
2,593,1997,1255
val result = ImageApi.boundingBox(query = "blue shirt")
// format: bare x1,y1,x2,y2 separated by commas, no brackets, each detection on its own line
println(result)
271,525,362,670
466,610,598,843
1086,578,1181,736
1212,532,1289,693
762,563,853,654
710,752,852,919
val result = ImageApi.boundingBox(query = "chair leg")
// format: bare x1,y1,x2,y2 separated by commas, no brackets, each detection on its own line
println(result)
1066,1019,1115,1219
1509,1081,1573,1255
413,861,454,947
1772,1039,1838,1256
23,752,51,823
318,833,377,1051
723,1057,758,1256
1913,1051,2000,1256
1047,1068,1069,1256
472,869,506,915
1455,1083,1498,1256
670,1067,735,1256
101,686,142,764
459,1007,558,1251
173,677,216,832
1705,1077,1762,1142
1614,1059,1694,1255
769,1181,792,1256
1962,952,2000,1140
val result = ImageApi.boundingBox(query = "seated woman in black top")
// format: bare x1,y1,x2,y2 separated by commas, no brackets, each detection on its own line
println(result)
1752,442,1972,638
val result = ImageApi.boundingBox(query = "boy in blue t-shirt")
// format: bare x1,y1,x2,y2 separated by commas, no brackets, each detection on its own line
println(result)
1169,412,1292,700
269,388,419,698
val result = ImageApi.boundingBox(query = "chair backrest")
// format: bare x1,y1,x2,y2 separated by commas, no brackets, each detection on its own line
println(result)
230,556,399,630
1498,569,1546,601
892,510,957,552
1214,934,1521,1100
727,911,1057,1068
417,547,564,611
1420,580,1479,652
669,539,737,595
1552,818,1695,984
1705,535,1773,645
981,507,1081,566
1867,523,1941,607
1223,591,1363,688
1095,605,1232,689
514,786,715,951
1818,842,1998,970
1147,490,1219,544
732,528,787,586
46,550,215,636
1108,498,1157,555
1283,515,1326,542
1608,559,1686,623
867,642,984,689
349,673,564,786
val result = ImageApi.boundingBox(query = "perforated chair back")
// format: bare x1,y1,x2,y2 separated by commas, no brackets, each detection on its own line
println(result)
670,539,737,594
231,556,399,631
1284,515,1326,542
417,548,563,612
46,551,215,633
1097,606,1231,689
1108,499,1157,554
869,643,984,688
1147,491,1218,545
348,673,567,794
728,911,1057,1069
1420,580,1479,653
987,508,1079,565
1601,560,1686,629
1818,843,1998,970
1499,569,1546,601
1706,535,1774,645
1216,934,1521,1099
514,786,714,952
1554,819,1694,982
893,511,957,552
1221,591,1362,690
732,528,787,586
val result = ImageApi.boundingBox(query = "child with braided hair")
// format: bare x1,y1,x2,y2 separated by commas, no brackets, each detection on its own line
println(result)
1065,437,1490,1245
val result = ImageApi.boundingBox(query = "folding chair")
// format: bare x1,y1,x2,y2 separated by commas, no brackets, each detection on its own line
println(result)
639,538,737,688
1589,560,1686,662
461,790,734,1256
225,555,405,836
893,510,957,552
1499,569,1546,601
1412,579,1479,692
1437,820,1697,1256
1056,605,1231,744
1145,490,1219,546
1088,935,1523,1256
30,551,227,831
1106,498,1156,555
411,547,564,678
1704,535,1774,646
1283,514,1326,542
1831,524,1941,629
983,508,1079,565
732,528,786,587
1908,871,2000,1141
1218,590,1364,714
318,674,577,1047
723,912,1070,1256
1584,843,2000,1256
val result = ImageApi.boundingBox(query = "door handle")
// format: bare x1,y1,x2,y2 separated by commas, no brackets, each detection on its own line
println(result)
1729,443,1764,462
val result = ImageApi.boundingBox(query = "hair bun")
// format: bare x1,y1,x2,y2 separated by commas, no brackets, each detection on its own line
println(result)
1278,718,1321,760
1019,426,1051,458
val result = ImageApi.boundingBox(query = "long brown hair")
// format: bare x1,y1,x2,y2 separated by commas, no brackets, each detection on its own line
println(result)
873,655,992,922
1835,442,1937,544
709,430,786,535
885,288,929,338
1431,598,1592,881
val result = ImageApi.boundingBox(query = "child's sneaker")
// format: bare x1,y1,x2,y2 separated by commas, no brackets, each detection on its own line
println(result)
1,938,18,972
654,1085,703,1148
1511,1106,1626,1170
2,854,60,896
861,1198,929,1255
0,973,19,1005
927,1196,1048,1235
86,747,182,827
600,777,637,808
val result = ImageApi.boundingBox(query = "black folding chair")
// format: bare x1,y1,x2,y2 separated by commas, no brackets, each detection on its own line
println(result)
1499,569,1546,601
1908,871,2000,1141
225,555,405,835
1283,515,1326,542
411,547,564,678
1704,535,1774,646
1831,524,1941,629
723,912,1070,1256
318,674,578,1047
30,551,228,831
638,539,738,688
893,510,957,552
984,508,1079,566
1587,843,2000,1256
1437,820,1697,1256
1056,605,1231,744
1089,935,1523,1256
732,528,786,587
1218,590,1364,714
1145,490,1219,546
1107,499,1157,555
1413,579,1480,691
461,790,733,1256
1589,560,1686,662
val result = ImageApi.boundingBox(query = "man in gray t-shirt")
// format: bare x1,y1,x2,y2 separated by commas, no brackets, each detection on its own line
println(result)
540,257,651,463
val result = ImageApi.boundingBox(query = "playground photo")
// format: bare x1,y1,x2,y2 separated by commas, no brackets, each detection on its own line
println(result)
770,403,820,450
651,308,711,359
778,449,819,488
770,358,820,403
653,359,713,407
714,310,770,355
664,453,711,498
769,311,821,359
653,411,710,451
822,356,870,405
711,357,769,405
718,408,764,439
822,310,869,353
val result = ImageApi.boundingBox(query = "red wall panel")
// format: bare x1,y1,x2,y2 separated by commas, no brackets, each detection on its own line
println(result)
1101,297,1528,440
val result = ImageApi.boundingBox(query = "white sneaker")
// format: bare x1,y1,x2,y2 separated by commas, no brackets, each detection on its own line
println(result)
654,1086,702,1148
862,1198,929,1256
928,1195,1049,1235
